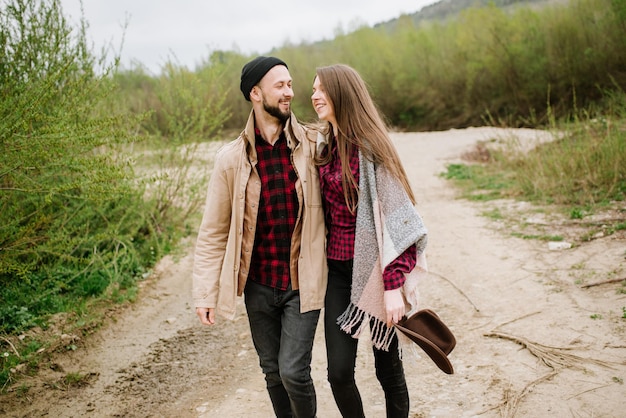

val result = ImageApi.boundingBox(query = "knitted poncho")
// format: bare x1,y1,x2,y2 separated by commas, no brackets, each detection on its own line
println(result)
336,152,428,351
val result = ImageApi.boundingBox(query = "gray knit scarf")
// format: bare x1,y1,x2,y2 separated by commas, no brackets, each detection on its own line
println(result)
336,151,428,351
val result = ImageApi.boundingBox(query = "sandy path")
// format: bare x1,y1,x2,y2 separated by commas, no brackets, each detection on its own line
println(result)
2,128,625,418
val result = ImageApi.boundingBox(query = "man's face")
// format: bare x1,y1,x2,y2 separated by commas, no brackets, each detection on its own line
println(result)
256,65,293,123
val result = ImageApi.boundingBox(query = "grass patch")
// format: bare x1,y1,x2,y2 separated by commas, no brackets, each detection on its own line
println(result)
482,208,505,220
440,163,515,201
510,233,564,241
61,371,97,389
442,109,626,243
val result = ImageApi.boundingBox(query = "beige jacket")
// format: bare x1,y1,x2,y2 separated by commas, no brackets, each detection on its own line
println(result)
192,111,327,320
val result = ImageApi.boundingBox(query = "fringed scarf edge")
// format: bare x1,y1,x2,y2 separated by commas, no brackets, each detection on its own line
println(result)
337,302,397,351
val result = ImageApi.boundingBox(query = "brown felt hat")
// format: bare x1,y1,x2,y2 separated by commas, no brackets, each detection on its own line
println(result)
395,309,456,374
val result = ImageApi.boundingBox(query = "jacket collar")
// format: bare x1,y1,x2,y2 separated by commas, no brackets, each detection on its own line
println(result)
242,110,302,163
316,131,330,157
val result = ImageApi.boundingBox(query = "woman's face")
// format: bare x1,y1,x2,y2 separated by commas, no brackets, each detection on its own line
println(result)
311,75,336,126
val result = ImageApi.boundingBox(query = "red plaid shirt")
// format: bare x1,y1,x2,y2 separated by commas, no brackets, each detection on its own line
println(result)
249,130,299,290
319,141,416,290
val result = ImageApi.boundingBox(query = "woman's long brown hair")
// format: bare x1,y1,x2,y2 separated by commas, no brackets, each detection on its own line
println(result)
314,64,416,213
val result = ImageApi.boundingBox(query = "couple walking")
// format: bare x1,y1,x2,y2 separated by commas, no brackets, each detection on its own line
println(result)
192,56,428,418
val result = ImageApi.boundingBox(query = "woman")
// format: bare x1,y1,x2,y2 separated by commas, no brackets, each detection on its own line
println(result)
311,64,428,418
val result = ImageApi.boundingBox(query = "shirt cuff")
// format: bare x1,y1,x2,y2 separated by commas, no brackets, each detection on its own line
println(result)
382,244,417,290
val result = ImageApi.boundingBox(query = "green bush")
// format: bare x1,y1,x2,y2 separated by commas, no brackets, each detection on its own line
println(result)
268,0,626,130
112,52,234,140
0,0,158,336
107,0,626,133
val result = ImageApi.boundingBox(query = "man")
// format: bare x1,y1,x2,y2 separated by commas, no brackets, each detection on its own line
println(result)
192,56,327,418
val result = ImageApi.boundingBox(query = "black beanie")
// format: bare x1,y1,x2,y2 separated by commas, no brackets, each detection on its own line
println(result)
240,56,288,101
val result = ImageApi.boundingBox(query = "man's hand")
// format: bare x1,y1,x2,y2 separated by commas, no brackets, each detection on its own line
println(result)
384,288,406,327
196,307,215,325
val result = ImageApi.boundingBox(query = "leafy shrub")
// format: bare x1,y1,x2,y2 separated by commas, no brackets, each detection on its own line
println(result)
0,0,158,336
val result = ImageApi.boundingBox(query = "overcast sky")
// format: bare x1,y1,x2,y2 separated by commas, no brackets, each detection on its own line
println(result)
60,0,438,74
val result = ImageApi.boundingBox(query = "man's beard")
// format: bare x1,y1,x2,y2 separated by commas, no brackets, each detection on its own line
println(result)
263,98,290,123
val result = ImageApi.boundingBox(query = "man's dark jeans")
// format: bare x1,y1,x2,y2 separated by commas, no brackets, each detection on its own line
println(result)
245,280,320,418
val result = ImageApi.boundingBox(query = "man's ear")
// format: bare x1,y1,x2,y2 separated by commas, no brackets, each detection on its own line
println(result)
249,85,261,102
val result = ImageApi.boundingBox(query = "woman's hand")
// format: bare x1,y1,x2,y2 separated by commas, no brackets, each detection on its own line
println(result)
384,288,405,327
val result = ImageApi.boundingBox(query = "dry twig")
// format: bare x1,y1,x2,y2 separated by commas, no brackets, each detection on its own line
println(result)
581,277,625,288
429,270,480,312
484,331,615,370
478,315,619,417
498,370,559,418
1,336,20,358
565,382,613,400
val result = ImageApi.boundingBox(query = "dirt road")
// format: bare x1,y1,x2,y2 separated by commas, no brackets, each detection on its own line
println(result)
3,128,625,418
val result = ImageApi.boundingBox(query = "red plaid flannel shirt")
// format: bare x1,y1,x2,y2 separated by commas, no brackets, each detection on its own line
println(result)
249,130,299,290
319,141,416,290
